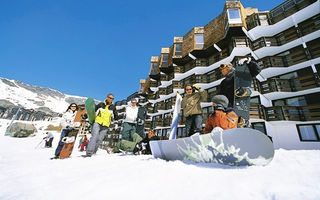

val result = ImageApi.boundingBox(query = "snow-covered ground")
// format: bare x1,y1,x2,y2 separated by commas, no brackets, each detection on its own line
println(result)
0,119,320,200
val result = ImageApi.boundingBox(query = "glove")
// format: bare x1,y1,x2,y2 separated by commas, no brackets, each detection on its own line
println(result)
211,127,223,134
238,57,251,65
82,113,88,119
74,122,81,128
192,84,200,90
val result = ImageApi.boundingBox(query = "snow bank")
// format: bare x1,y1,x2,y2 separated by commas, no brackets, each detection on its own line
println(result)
0,119,319,200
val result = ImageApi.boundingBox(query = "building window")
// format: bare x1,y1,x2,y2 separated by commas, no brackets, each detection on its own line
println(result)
259,14,269,26
251,122,267,134
160,54,168,68
195,34,204,49
297,124,320,141
227,9,242,24
150,63,159,74
174,44,182,56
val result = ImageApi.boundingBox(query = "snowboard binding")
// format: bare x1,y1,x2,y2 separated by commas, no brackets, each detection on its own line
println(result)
235,87,252,98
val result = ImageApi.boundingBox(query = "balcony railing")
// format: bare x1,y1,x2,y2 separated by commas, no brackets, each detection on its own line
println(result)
259,56,285,69
266,104,320,121
259,74,318,94
269,0,317,24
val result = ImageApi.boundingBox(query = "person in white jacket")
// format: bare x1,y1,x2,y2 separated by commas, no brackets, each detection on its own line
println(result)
53,103,78,158
121,98,139,141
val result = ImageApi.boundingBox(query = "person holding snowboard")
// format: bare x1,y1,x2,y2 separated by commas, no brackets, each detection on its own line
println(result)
44,132,54,148
218,57,261,107
121,98,139,141
86,93,119,157
203,95,238,134
53,103,79,159
181,84,207,136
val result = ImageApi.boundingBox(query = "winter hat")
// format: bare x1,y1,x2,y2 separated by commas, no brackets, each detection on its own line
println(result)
212,95,229,108
131,98,137,102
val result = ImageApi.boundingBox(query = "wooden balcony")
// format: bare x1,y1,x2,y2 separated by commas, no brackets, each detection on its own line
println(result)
268,0,317,24
259,74,319,94
259,56,285,69
266,104,320,121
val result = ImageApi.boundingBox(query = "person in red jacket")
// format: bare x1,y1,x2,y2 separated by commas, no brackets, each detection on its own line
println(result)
80,135,89,151
203,95,238,134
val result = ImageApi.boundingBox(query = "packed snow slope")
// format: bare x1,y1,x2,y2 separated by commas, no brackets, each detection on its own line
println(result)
0,119,319,200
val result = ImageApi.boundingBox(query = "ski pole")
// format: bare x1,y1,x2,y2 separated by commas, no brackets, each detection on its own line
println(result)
35,139,45,149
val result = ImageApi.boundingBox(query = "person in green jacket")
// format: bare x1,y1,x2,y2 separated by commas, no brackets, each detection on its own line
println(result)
181,84,207,136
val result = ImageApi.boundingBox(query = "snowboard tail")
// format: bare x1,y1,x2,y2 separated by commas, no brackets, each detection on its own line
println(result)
59,129,79,159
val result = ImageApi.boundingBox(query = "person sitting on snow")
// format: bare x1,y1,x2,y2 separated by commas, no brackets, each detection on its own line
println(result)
133,128,159,155
203,95,238,134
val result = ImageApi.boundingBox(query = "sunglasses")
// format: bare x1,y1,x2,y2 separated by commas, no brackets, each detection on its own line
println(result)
186,88,192,91
108,97,114,100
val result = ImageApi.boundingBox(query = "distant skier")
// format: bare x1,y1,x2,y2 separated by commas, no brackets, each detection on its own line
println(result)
121,98,139,141
44,132,54,148
218,57,261,107
86,94,119,157
203,95,238,134
52,103,79,159
181,84,207,136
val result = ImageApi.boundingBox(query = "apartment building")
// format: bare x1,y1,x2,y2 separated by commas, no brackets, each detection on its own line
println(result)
112,0,320,150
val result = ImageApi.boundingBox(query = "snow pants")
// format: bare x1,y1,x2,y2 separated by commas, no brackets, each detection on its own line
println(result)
113,133,143,153
45,138,53,147
86,123,108,156
55,129,69,156
185,114,203,137
121,122,136,141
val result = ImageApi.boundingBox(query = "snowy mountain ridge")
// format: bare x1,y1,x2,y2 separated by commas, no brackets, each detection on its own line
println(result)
0,77,87,114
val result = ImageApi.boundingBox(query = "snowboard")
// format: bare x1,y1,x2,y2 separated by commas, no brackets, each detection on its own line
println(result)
150,128,274,166
85,98,96,124
59,128,79,159
234,62,252,127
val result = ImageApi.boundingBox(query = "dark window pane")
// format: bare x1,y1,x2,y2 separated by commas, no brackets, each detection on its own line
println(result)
298,125,318,141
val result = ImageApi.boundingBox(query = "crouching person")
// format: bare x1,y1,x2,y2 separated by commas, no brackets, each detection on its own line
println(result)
203,95,238,134
133,129,159,155
109,133,143,153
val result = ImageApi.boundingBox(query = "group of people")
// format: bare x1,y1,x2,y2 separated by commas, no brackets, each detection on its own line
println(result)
50,57,260,158
182,57,261,136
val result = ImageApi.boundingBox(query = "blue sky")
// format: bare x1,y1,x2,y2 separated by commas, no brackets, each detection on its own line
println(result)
0,0,281,102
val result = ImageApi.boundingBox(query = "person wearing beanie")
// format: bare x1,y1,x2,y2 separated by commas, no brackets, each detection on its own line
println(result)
181,83,208,136
218,57,261,107
203,95,238,134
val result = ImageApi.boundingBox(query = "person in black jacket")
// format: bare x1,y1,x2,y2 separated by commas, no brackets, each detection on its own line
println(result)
133,129,159,155
218,57,261,107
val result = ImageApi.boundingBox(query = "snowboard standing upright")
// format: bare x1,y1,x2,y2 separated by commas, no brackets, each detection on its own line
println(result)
58,110,85,159
85,98,96,124
234,62,253,127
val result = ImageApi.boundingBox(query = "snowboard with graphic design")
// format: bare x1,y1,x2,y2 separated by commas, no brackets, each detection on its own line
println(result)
150,128,274,166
